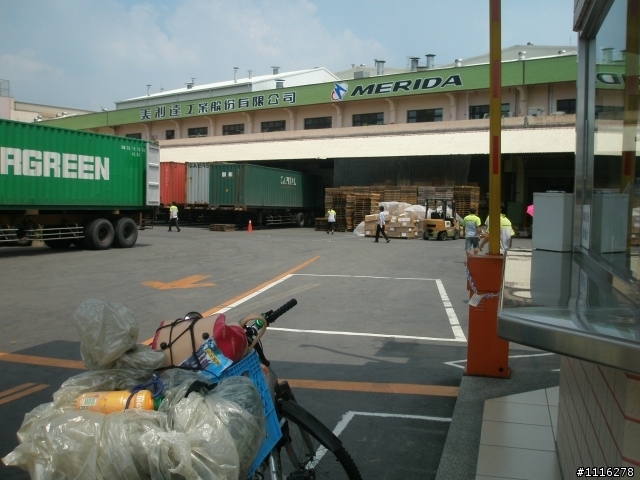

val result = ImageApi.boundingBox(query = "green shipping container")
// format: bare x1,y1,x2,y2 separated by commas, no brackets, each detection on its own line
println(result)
209,164,322,209
0,119,159,209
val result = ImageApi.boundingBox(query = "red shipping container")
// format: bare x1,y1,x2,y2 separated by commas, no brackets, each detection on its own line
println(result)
160,162,186,207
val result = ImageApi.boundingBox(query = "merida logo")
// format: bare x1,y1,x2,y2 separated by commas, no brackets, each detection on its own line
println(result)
350,74,463,97
281,176,297,185
0,147,109,180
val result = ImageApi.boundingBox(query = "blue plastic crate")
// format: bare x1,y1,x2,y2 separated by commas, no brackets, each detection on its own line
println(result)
203,350,281,478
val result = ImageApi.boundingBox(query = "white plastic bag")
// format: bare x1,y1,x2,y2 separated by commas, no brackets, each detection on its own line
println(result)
2,300,266,480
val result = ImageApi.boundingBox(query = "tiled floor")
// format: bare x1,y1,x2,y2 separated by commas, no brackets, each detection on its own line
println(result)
475,386,561,480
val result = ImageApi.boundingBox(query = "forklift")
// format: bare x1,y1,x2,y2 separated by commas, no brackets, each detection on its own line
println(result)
422,198,463,240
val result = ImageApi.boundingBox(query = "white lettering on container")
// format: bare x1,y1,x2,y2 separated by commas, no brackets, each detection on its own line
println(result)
22,150,42,177
1,147,21,175
62,154,78,179
78,155,94,179
95,157,109,180
43,151,61,177
0,147,110,181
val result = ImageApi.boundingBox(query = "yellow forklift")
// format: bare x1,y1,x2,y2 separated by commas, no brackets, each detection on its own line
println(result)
422,198,463,240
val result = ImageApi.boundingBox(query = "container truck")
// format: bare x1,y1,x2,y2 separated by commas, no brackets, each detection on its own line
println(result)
0,119,159,249
209,163,322,227
173,162,322,227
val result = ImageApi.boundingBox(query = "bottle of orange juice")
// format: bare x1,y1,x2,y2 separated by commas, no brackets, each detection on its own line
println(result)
75,390,162,414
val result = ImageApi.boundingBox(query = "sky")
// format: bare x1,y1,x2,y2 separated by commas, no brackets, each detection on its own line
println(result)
0,0,577,112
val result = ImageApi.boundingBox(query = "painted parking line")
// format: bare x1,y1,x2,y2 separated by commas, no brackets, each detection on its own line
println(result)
0,351,84,370
0,383,49,406
286,379,458,397
140,255,322,345
443,352,556,369
142,275,216,290
310,411,452,467
288,273,467,343
0,352,456,396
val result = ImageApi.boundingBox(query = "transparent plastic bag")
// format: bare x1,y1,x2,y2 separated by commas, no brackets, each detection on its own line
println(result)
353,221,365,236
3,300,266,480
3,406,105,480
402,205,426,223
98,409,197,480
73,299,164,371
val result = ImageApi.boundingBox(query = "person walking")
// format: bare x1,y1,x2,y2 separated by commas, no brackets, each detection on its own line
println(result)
327,206,336,234
168,201,181,232
462,207,482,258
374,205,390,243
479,204,514,254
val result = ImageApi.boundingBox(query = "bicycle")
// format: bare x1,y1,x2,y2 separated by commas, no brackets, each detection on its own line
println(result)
182,299,363,480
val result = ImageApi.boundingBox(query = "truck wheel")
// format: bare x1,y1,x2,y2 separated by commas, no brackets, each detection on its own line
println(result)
453,230,460,240
113,218,138,248
85,218,114,250
295,212,305,228
44,239,73,249
437,231,447,241
304,212,315,228
423,231,429,240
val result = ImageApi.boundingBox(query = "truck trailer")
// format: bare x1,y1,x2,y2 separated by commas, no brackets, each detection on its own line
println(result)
210,163,322,227
0,119,159,249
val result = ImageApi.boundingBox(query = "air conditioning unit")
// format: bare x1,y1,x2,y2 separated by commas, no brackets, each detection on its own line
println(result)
502,112,511,118
551,111,566,116
527,107,545,117
151,135,158,141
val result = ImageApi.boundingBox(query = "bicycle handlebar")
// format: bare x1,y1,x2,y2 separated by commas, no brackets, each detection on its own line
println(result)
261,299,297,325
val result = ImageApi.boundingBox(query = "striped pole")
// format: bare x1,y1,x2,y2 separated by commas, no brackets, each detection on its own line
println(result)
488,0,502,254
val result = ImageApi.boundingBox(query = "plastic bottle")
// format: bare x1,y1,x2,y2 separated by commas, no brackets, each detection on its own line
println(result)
75,390,162,414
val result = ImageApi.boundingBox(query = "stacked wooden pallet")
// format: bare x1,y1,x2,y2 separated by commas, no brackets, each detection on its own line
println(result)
354,193,381,228
383,188,401,202
346,194,356,231
315,217,328,232
399,186,418,205
417,186,436,206
209,224,237,232
453,186,480,217
324,188,350,232
435,186,454,200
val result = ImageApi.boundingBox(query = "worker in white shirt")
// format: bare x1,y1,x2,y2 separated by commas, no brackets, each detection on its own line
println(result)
374,205,390,243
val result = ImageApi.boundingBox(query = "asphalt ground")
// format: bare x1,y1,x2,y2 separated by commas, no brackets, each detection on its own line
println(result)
0,226,556,480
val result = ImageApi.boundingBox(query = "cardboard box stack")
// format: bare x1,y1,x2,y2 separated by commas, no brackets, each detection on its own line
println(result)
364,213,420,239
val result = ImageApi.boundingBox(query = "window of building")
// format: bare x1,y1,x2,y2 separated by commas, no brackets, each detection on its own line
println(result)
223,124,245,135
304,117,332,129
188,127,208,138
353,112,384,126
125,133,142,139
261,120,286,132
165,130,175,140
407,109,443,123
556,99,576,114
469,104,510,119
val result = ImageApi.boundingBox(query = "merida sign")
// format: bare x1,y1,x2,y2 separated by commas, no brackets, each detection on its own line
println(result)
350,75,463,97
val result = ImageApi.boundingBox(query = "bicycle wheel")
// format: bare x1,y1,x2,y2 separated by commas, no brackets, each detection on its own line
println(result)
277,400,362,480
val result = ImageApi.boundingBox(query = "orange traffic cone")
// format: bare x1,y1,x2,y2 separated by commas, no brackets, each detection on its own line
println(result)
248,220,253,232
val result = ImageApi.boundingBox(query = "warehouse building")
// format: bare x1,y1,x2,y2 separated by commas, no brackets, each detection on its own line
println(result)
42,45,627,225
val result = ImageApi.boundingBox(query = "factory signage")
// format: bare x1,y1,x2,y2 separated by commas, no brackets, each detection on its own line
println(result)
139,91,298,121
348,74,463,98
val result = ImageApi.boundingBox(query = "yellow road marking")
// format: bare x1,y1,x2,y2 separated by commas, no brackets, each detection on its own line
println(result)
0,383,37,399
142,255,322,345
0,354,456,397
200,255,320,317
0,383,49,406
142,275,216,290
0,352,85,370
286,379,459,397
